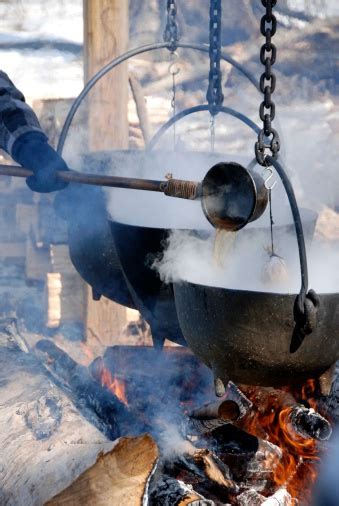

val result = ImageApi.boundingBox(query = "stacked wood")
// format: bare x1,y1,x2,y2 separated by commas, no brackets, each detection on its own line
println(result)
47,244,86,327
26,233,51,281
0,240,25,259
85,292,130,347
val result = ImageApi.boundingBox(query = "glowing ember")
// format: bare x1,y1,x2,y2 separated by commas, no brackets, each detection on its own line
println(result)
239,380,322,502
101,366,128,406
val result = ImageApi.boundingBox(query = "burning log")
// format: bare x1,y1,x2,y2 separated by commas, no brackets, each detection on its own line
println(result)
261,488,292,505
185,382,252,435
237,489,266,505
46,434,158,506
185,398,240,436
233,385,330,501
288,404,332,441
235,384,332,442
35,339,142,439
0,318,116,505
208,425,282,495
236,487,292,506
147,476,211,506
192,449,239,494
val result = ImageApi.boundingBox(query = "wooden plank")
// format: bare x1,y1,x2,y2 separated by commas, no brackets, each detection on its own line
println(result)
0,241,25,258
16,204,39,236
47,245,86,327
25,235,51,281
85,292,129,347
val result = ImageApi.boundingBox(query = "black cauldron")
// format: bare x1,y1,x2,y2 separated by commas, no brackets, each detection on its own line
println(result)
173,208,339,389
65,150,245,347
174,283,339,387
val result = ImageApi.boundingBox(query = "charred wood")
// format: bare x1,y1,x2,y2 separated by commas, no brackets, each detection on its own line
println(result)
237,489,266,506
288,404,332,441
190,399,240,422
261,487,292,505
319,360,339,423
147,476,209,506
208,425,282,495
184,416,234,435
192,449,239,494
35,339,142,439
0,319,115,505
184,382,251,436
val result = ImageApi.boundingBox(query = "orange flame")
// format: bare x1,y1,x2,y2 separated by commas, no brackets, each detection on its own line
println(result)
240,380,321,502
101,367,128,406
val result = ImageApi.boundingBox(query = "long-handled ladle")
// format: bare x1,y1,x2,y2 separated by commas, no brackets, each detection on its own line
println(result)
0,161,268,231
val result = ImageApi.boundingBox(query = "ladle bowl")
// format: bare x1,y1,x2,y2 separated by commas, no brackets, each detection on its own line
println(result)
201,162,268,230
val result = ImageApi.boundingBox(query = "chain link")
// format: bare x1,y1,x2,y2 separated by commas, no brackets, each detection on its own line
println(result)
255,0,280,166
168,53,180,147
163,0,179,52
206,0,224,116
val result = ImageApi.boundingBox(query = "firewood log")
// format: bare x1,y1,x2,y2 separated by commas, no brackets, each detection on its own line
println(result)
0,319,115,506
46,434,158,506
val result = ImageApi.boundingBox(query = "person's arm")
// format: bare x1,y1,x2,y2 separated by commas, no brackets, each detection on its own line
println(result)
0,70,46,153
0,71,68,192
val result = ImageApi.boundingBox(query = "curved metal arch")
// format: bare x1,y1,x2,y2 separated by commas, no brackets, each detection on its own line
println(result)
146,104,260,151
57,42,259,155
266,155,309,299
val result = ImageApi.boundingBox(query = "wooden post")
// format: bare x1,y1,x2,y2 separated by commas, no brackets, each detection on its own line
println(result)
83,0,131,345
83,0,129,150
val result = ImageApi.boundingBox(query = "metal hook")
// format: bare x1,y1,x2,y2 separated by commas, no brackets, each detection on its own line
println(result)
168,51,181,76
168,61,181,76
263,166,277,190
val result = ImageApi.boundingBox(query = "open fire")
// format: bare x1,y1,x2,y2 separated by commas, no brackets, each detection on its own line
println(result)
100,366,128,406
37,341,333,505
232,381,330,503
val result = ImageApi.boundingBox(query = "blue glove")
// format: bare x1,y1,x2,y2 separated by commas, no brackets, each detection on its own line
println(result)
12,131,69,193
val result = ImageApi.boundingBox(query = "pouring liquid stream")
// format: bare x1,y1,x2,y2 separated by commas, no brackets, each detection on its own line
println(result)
212,229,237,270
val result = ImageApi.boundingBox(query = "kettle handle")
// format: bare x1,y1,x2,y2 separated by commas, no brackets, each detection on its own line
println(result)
266,155,319,337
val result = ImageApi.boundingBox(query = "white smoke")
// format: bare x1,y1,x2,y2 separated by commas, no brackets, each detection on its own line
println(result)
152,219,339,295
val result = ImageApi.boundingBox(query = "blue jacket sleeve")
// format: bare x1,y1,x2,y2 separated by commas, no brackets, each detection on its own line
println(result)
0,70,47,156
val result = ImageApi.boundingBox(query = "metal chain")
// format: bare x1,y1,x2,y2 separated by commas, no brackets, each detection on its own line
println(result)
255,0,280,166
210,116,215,152
163,0,179,52
206,0,224,117
168,54,180,148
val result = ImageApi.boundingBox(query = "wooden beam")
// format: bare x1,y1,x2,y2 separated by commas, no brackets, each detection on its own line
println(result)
83,0,131,345
83,0,129,150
